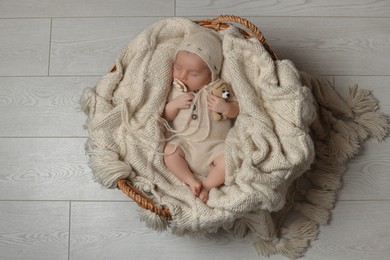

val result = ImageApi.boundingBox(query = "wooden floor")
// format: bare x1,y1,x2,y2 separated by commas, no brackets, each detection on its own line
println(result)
0,1,389,259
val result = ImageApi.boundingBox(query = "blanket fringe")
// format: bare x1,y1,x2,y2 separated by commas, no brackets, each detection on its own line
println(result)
253,218,319,259
347,84,389,141
80,87,96,115
139,208,169,232
253,238,277,257
88,148,134,188
347,84,379,115
232,219,250,237
300,189,336,209
328,131,360,162
293,202,330,225
355,112,389,141
306,169,342,191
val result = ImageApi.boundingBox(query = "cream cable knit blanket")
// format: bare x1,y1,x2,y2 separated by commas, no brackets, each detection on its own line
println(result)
81,17,389,259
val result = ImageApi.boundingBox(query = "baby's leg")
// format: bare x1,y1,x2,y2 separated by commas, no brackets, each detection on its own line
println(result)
199,155,225,203
164,144,201,196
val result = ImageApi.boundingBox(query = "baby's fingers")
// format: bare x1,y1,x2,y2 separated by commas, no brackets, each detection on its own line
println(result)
207,100,216,110
207,94,217,102
185,100,192,108
179,94,194,109
184,93,195,100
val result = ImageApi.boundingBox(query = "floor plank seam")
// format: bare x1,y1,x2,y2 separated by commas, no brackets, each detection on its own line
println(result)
68,201,71,260
48,18,53,76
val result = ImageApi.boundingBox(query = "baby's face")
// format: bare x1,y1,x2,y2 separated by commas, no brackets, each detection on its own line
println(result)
173,51,211,92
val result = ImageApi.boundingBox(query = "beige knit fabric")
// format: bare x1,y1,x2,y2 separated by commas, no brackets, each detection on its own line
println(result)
81,17,389,259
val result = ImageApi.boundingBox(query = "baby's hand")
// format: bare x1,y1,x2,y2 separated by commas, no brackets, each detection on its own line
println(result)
207,95,229,114
172,93,194,110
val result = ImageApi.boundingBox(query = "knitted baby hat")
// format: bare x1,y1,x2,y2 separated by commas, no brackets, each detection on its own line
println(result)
176,30,223,82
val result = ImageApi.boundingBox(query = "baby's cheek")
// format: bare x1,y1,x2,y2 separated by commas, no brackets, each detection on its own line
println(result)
172,70,178,79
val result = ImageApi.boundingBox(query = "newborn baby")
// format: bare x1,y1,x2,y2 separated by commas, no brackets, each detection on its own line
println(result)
163,30,239,203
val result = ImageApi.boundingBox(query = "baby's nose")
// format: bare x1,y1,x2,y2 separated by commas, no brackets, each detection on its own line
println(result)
179,71,188,80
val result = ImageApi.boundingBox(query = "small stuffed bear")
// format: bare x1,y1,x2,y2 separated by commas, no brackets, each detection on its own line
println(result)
209,80,234,121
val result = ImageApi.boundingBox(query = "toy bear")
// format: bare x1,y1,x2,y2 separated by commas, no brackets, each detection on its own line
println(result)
209,80,234,121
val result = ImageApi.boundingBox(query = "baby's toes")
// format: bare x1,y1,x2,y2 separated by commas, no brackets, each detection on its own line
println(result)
192,182,202,197
199,189,209,203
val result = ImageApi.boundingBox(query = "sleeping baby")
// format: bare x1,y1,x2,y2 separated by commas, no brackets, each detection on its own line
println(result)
163,30,239,203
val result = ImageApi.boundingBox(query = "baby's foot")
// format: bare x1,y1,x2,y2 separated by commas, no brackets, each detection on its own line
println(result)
187,179,202,197
199,186,210,203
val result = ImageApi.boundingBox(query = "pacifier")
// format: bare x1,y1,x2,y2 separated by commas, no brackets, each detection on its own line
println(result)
173,79,187,92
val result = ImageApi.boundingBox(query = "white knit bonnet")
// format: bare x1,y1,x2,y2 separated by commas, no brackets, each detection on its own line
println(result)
176,30,223,82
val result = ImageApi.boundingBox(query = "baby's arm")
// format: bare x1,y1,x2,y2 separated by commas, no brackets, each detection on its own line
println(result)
163,93,194,121
224,101,239,119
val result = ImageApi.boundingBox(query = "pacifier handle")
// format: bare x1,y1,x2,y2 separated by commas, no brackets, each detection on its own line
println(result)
173,79,188,92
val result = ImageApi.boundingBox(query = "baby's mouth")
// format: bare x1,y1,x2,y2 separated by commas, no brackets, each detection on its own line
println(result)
173,79,188,92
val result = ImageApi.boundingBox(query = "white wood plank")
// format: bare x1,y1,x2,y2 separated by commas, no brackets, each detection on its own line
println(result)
0,0,174,18
0,138,127,201
50,17,163,76
333,76,390,201
71,201,390,259
51,16,390,76
176,0,390,17
0,19,50,76
0,76,98,137
243,17,390,76
70,201,285,260
306,201,390,259
0,201,69,260
338,139,390,200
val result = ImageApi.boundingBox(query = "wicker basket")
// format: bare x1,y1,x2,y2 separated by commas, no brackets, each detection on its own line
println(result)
115,15,277,221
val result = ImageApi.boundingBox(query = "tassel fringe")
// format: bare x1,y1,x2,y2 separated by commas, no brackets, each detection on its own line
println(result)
139,209,169,232
253,238,277,257
253,218,319,259
80,87,96,115
302,189,337,209
344,120,369,141
308,170,342,191
88,148,134,188
347,84,390,141
347,84,379,115
232,219,250,237
328,131,360,162
294,202,330,225
283,218,319,241
355,112,389,141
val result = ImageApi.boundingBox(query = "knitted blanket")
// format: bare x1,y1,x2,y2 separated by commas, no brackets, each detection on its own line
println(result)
80,17,389,259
